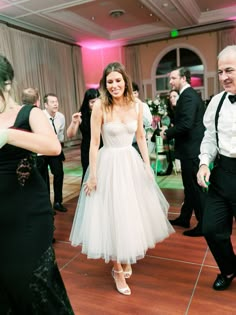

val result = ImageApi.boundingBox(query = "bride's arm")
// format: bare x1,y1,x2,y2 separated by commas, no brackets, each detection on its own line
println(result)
6,107,61,155
136,101,150,167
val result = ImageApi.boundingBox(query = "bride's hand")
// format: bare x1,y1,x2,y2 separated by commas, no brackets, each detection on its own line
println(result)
0,129,8,148
83,177,97,196
145,164,155,180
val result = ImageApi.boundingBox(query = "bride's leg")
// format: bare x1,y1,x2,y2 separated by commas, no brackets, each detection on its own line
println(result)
112,262,131,295
122,263,132,278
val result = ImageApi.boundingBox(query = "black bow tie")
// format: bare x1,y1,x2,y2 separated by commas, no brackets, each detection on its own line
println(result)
229,95,236,104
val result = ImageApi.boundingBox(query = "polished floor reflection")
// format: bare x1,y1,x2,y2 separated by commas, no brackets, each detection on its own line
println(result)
52,147,236,315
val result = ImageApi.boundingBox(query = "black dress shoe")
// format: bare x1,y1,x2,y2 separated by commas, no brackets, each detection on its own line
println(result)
183,225,203,237
213,273,235,291
157,171,166,176
169,217,190,228
54,202,67,212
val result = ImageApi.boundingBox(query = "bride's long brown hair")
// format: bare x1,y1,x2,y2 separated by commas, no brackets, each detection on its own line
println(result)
99,62,135,112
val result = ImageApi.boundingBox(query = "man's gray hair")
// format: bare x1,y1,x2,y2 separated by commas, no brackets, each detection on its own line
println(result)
218,45,236,60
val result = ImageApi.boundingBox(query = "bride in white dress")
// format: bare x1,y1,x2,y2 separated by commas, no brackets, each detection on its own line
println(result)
70,62,174,296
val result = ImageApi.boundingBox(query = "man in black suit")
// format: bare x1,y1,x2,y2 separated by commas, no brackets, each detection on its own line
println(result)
160,67,206,236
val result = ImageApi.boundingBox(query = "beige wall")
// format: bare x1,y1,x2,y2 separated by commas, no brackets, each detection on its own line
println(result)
81,31,220,100
140,32,218,78
138,32,218,99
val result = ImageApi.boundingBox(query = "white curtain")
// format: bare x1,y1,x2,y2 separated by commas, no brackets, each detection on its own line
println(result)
0,24,85,142
124,45,143,99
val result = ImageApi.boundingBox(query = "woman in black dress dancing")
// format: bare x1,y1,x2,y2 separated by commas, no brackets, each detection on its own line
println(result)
0,55,74,314
67,88,100,182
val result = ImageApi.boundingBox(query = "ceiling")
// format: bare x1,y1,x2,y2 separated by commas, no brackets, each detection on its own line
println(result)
0,0,235,48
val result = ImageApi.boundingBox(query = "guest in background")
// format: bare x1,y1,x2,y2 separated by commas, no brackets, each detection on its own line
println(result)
37,93,67,212
67,88,100,182
0,54,74,314
151,90,178,176
21,87,40,107
197,45,236,290
161,67,206,237
132,82,152,153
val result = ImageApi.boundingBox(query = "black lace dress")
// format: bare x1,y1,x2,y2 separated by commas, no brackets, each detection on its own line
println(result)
0,105,74,314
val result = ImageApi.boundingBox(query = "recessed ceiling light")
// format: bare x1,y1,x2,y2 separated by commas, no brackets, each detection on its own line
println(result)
109,9,125,18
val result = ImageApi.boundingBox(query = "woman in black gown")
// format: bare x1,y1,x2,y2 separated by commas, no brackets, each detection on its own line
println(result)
0,55,74,314
67,88,100,182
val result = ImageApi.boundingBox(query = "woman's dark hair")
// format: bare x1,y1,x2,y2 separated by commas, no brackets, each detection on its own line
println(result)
99,62,134,111
79,88,100,130
0,55,14,90
132,82,139,92
0,55,14,112
80,88,100,114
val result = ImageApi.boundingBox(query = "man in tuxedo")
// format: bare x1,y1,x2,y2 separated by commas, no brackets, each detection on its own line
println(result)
37,93,67,212
160,67,206,236
197,45,236,290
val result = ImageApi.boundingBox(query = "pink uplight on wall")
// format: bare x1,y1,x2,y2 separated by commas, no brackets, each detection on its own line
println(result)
191,76,203,87
227,16,236,21
77,39,125,50
80,41,125,89
86,83,99,89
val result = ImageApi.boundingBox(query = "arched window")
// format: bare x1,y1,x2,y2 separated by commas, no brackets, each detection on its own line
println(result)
155,48,204,96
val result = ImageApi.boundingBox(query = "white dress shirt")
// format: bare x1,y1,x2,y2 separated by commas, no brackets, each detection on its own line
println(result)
199,91,236,166
179,83,190,95
43,110,65,143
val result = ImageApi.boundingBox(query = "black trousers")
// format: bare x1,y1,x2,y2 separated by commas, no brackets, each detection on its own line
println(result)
179,157,206,225
37,154,64,204
37,155,50,194
203,155,236,275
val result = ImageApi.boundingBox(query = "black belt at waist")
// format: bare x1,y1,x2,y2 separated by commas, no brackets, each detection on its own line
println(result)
216,154,236,173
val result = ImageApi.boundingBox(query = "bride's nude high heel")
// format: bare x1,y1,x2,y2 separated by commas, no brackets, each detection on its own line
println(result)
111,268,131,296
122,265,132,279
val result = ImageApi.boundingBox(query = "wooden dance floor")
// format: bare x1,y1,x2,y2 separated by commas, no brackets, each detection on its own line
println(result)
52,147,236,315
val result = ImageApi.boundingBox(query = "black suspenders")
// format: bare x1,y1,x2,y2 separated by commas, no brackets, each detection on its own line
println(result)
215,92,227,149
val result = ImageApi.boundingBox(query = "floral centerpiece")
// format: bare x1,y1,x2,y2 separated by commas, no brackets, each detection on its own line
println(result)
146,94,168,128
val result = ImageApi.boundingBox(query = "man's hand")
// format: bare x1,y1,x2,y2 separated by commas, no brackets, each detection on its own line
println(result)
160,126,167,139
197,164,210,188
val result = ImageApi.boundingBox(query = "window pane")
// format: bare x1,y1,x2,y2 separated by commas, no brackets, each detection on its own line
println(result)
156,50,177,75
156,77,170,90
180,48,202,67
155,48,204,97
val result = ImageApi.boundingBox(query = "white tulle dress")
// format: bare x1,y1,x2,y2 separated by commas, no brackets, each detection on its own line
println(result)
70,119,174,264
